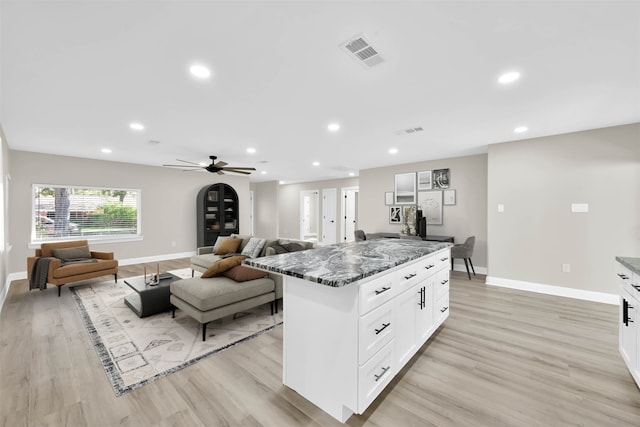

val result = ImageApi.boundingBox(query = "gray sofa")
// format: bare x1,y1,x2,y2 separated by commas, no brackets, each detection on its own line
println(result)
170,234,314,341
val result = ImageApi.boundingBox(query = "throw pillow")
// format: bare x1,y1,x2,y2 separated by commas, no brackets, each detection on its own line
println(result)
223,265,268,282
52,245,92,260
240,237,266,259
212,235,229,251
214,238,242,255
268,242,305,254
201,255,246,278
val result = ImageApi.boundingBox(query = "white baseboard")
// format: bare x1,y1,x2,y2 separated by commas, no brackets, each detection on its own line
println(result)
452,263,487,276
485,276,619,305
0,251,197,314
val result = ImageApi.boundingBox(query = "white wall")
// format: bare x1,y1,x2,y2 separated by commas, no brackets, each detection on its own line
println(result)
487,123,640,295
0,126,11,311
359,154,488,271
9,150,250,274
250,181,279,238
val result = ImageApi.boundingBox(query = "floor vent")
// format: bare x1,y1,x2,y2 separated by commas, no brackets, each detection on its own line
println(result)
394,127,424,135
339,34,384,68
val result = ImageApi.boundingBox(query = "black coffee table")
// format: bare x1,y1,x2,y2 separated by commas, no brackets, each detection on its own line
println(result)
124,273,182,318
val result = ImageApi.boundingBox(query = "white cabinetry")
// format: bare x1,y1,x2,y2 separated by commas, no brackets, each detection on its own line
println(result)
618,262,640,387
283,247,450,423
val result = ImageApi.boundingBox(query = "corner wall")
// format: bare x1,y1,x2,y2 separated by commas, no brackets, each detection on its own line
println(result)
0,126,10,312
359,154,488,272
487,123,640,296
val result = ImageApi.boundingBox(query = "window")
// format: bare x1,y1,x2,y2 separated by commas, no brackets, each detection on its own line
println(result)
32,184,141,243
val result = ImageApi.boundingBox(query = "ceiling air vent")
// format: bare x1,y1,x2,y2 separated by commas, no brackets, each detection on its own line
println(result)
340,34,384,68
394,127,424,136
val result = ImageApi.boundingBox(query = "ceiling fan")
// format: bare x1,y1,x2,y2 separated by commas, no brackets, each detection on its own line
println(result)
163,155,256,175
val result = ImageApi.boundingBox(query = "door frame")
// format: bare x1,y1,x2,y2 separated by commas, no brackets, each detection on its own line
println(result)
299,189,320,241
340,186,359,242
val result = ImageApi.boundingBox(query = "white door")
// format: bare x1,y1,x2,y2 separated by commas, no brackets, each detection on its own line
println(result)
300,190,319,241
322,188,337,244
342,187,359,242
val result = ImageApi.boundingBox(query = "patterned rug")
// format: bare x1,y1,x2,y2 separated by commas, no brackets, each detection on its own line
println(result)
71,268,283,396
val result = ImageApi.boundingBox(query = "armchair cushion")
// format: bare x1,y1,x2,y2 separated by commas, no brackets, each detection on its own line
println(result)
52,245,91,261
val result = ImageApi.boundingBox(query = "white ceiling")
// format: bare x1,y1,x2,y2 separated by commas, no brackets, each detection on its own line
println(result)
1,1,639,183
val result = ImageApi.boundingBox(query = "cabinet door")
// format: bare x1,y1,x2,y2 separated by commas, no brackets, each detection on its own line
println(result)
395,286,419,366
620,295,636,367
416,277,435,345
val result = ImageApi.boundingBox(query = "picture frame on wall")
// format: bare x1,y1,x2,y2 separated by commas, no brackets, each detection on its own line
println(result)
418,190,443,225
389,206,401,224
417,170,432,190
394,172,416,204
433,168,450,189
443,189,456,205
384,191,394,206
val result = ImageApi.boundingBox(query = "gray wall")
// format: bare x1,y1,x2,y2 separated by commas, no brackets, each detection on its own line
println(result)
487,123,640,294
9,151,250,274
251,181,279,238
277,177,359,242
359,154,488,271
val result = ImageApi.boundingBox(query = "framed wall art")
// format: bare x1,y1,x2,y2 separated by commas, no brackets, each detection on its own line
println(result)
418,190,443,225
394,172,416,204
384,191,394,206
389,206,402,224
433,168,450,189
443,189,456,205
417,170,432,191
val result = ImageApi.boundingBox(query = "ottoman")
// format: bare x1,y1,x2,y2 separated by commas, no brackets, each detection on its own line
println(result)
170,276,276,341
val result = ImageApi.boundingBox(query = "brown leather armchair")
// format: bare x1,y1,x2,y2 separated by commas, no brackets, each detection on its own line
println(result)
27,239,118,296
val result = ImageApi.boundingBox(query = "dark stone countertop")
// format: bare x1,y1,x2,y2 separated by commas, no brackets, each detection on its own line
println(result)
616,256,640,276
244,239,452,287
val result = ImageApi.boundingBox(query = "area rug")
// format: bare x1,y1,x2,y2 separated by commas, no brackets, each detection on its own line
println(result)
71,268,283,396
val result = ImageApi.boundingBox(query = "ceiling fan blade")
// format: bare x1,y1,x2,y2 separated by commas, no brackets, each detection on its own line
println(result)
183,168,205,172
217,171,225,175
163,164,201,168
223,169,252,175
214,161,228,168
221,167,256,171
176,159,201,166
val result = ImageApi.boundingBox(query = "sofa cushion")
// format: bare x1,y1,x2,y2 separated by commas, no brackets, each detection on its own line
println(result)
230,234,252,252
40,240,90,258
259,239,279,257
224,265,268,282
264,242,305,256
171,276,275,311
52,245,91,261
52,259,118,279
212,235,230,251
214,238,242,255
190,253,222,270
240,238,266,258
201,255,246,278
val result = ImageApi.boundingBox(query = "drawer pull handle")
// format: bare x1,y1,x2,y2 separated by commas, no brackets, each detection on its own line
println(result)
374,366,390,382
375,286,391,295
440,257,448,261
618,273,630,280
374,322,391,335
441,279,449,285
440,306,449,313
404,273,417,280
424,264,434,269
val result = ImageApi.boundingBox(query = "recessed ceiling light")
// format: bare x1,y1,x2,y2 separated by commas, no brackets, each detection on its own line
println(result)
246,147,256,154
312,161,320,166
129,122,144,131
328,123,340,132
198,161,208,166
261,171,267,175
388,148,398,154
348,172,355,177
279,180,285,185
190,64,211,79
514,126,528,133
498,71,520,84
101,148,112,154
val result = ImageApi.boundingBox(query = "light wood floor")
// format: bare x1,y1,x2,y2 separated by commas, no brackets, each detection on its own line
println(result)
1,260,639,426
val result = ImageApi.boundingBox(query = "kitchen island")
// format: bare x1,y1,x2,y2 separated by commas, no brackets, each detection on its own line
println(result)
245,239,452,423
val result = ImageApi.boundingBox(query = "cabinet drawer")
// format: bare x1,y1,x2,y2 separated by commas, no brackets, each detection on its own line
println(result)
436,249,451,270
436,294,449,325
396,261,423,294
420,255,437,277
436,269,450,300
358,340,395,412
360,273,396,314
359,300,394,364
